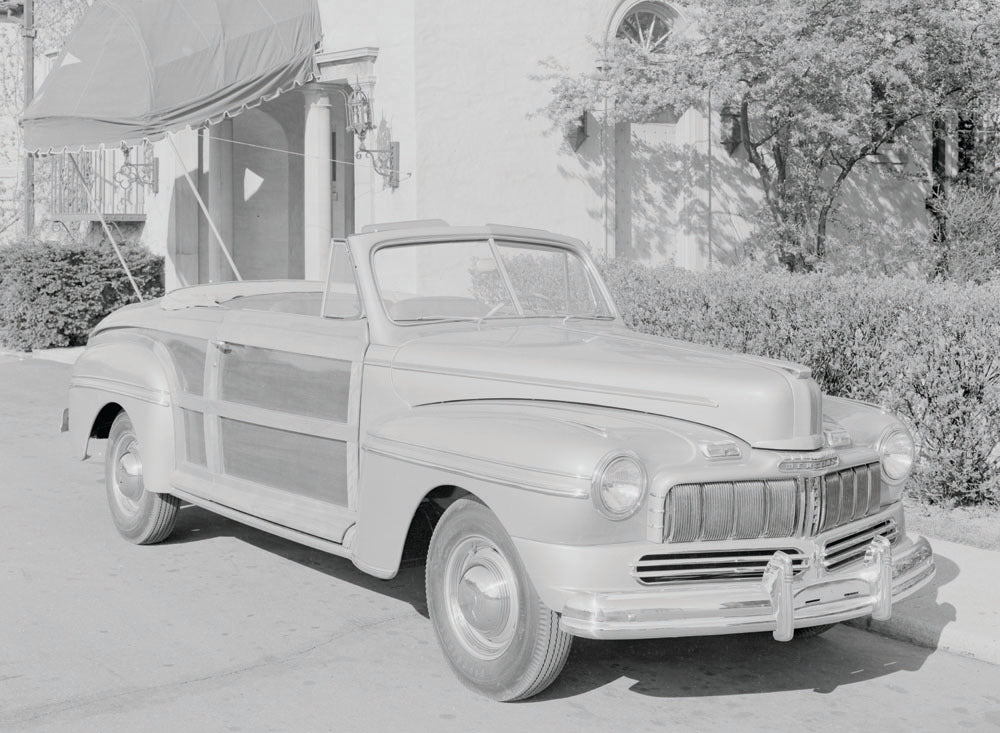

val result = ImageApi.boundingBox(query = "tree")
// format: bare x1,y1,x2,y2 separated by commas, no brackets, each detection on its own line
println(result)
0,0,88,238
540,0,1000,270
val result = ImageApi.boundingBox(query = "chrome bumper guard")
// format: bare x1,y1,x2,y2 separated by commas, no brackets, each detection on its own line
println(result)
559,535,934,641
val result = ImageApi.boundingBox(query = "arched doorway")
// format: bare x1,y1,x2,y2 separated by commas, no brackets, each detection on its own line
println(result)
609,1,702,268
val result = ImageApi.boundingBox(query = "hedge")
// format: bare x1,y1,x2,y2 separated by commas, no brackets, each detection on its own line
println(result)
0,240,163,351
599,259,1000,507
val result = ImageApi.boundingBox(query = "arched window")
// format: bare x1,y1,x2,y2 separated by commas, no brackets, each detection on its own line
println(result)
615,2,674,53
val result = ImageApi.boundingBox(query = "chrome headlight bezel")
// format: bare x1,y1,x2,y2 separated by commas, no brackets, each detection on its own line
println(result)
878,426,915,484
591,451,647,520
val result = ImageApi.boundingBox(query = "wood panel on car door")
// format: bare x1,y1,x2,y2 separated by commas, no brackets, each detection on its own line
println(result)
202,309,367,543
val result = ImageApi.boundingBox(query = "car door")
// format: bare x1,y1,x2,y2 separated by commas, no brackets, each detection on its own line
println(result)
202,260,367,543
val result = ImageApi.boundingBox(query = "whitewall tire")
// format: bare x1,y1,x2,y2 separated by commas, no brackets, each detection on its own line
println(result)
426,497,573,701
105,412,179,545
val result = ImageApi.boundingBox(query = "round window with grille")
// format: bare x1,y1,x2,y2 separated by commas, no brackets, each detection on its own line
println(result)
615,2,674,53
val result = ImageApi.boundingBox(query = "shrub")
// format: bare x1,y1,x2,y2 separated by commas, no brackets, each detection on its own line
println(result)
599,258,1000,506
929,184,1000,283
0,240,163,351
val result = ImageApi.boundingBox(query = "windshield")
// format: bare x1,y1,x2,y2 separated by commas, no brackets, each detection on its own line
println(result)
373,239,615,323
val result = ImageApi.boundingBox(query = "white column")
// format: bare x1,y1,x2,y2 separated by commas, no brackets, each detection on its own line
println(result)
208,118,235,282
304,89,333,280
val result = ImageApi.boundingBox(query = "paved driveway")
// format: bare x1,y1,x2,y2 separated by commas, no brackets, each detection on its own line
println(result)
2,357,999,732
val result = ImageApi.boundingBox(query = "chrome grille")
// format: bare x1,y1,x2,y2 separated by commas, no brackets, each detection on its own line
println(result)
663,463,882,543
634,548,808,584
823,518,898,571
815,463,883,532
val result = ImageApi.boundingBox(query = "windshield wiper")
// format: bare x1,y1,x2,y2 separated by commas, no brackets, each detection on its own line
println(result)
395,315,482,324
561,314,616,324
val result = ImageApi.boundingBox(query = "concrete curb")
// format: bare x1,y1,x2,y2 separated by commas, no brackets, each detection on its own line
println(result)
28,346,84,364
847,535,1000,666
0,347,84,365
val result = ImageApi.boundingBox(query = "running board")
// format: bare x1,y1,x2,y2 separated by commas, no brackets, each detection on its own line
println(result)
169,486,354,560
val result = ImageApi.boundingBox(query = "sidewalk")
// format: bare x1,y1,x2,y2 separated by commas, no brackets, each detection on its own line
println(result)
848,536,1000,665
20,347,1000,667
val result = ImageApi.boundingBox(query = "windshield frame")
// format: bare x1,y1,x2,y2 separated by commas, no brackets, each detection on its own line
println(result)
369,236,618,327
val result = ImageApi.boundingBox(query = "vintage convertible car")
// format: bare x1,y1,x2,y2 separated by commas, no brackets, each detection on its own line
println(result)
67,222,935,700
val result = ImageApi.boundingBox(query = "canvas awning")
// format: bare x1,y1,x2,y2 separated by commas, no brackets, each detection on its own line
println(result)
22,0,322,153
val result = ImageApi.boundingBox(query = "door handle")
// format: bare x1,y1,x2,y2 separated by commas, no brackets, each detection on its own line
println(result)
213,340,232,354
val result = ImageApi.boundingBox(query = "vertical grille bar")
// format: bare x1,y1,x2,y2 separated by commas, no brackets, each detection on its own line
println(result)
668,484,702,542
763,479,797,537
853,466,870,521
732,481,766,539
701,483,735,540
822,471,840,531
868,467,883,515
838,469,855,527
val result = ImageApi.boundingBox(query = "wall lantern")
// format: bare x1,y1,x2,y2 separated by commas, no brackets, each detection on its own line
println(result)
565,112,589,151
720,105,742,155
347,87,400,189
347,88,373,138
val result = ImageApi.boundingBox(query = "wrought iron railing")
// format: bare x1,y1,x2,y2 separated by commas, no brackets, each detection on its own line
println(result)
45,145,157,222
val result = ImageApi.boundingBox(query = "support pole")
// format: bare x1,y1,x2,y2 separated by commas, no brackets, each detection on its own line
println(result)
23,0,35,238
707,88,713,269
68,154,144,302
167,133,242,281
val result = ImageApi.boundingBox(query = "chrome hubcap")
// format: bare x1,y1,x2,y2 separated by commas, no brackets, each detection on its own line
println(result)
112,434,144,509
445,536,519,660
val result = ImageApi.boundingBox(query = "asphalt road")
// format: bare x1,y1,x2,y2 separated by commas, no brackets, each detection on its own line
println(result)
2,356,999,732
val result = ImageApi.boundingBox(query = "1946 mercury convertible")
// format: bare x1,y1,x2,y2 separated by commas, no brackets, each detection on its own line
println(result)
68,221,936,700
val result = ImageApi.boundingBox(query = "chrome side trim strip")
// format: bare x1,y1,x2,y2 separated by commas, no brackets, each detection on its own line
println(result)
390,361,718,409
366,433,586,480
69,375,170,407
362,443,590,498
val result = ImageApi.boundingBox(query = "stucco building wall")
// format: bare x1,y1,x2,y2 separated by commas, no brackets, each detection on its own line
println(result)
146,0,930,291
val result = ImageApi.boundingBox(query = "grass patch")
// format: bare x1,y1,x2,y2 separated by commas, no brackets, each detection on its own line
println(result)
904,497,1000,551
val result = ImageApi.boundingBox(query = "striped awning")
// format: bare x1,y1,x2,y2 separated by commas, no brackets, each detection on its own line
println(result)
22,0,321,153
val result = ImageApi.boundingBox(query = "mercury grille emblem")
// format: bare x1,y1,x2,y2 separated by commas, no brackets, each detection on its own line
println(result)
778,453,839,472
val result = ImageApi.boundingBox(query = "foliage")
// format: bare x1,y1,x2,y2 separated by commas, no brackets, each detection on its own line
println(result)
0,240,163,350
926,183,1000,283
599,258,1000,506
818,217,935,279
540,0,1000,269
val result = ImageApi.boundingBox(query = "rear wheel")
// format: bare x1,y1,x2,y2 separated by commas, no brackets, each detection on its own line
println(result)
105,412,179,544
426,498,573,701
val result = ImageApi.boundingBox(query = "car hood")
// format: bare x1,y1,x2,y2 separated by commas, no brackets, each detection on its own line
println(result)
388,322,823,450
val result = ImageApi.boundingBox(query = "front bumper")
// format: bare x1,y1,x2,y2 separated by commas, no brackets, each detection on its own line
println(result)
558,534,934,640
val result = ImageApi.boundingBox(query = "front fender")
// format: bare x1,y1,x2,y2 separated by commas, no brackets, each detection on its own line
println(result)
69,334,177,494
351,401,705,579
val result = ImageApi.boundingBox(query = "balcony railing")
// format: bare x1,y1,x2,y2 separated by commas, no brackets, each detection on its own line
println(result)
45,145,157,223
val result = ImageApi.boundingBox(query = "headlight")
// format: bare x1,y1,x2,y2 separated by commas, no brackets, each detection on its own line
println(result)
878,427,915,482
592,452,647,520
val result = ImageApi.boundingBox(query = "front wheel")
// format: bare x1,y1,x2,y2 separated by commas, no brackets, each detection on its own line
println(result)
105,412,179,544
426,498,573,701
